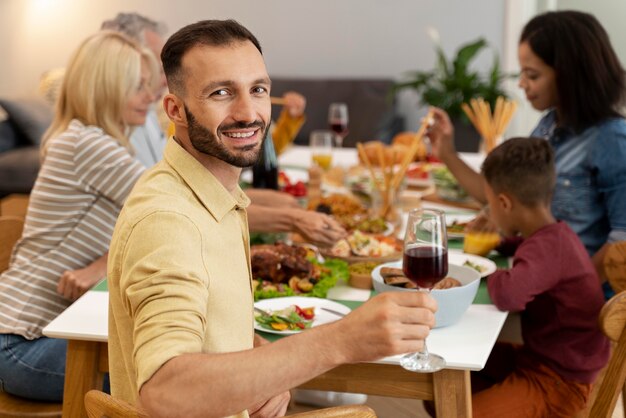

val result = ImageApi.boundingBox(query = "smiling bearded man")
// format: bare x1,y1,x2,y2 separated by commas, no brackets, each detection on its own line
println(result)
184,104,267,167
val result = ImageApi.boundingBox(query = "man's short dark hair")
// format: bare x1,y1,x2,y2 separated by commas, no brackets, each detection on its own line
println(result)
481,137,555,206
161,19,262,95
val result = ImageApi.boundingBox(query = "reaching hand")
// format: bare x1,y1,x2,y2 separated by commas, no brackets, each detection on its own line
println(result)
426,107,456,161
246,189,300,208
283,91,306,118
293,210,346,247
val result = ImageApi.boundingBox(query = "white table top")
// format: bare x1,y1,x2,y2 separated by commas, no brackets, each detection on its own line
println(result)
43,290,507,371
44,146,504,371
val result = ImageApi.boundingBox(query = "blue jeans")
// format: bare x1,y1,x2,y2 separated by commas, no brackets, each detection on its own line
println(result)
0,334,67,401
0,334,110,402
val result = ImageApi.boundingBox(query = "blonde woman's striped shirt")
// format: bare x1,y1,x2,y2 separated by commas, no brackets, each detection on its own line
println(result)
0,119,145,339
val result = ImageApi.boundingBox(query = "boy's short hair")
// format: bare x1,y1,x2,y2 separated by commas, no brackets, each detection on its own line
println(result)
481,137,555,206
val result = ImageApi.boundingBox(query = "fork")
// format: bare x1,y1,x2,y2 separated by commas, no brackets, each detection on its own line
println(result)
320,307,347,318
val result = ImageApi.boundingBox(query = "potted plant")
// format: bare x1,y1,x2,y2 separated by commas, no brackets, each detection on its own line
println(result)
392,36,514,151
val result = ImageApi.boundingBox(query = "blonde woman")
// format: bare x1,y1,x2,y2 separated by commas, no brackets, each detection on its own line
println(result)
0,31,156,401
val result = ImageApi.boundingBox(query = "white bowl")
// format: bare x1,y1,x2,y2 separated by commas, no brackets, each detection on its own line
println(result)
372,261,480,328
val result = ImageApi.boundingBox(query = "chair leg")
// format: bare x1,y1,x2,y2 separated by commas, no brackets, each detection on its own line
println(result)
622,383,626,418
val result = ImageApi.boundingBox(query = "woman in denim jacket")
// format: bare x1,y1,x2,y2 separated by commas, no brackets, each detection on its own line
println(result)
427,10,626,289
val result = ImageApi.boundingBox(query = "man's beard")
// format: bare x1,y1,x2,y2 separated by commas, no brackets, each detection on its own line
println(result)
184,105,267,168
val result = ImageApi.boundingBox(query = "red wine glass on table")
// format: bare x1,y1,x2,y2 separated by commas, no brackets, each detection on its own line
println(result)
401,208,448,372
328,102,349,148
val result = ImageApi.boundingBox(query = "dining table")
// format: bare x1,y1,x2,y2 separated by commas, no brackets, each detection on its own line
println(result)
42,145,509,418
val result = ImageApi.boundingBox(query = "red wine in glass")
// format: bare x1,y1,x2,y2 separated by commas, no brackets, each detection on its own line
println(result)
400,208,447,372
330,122,348,138
403,245,448,289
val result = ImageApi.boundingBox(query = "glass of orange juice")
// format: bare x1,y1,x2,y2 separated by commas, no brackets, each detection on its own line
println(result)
310,130,334,170
463,232,501,256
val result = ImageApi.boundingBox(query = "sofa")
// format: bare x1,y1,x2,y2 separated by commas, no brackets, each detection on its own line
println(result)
0,79,403,197
0,97,53,198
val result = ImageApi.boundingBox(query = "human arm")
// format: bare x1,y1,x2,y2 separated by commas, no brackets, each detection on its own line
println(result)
427,107,486,203
592,127,626,280
74,129,145,205
272,91,306,155
57,253,107,300
139,291,436,418
247,205,346,247
487,238,562,312
244,189,300,208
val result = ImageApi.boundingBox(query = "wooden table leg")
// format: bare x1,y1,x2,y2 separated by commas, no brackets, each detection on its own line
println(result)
62,340,103,418
433,369,472,418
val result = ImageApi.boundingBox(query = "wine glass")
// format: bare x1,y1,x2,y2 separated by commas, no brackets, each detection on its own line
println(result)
309,130,334,170
328,102,349,148
401,208,448,372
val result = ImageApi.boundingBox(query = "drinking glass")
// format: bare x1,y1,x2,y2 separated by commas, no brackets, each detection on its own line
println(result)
401,208,448,372
309,130,334,170
328,102,349,148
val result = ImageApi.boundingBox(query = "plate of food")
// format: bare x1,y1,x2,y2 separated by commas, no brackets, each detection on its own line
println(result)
321,230,402,264
448,249,497,277
405,162,442,187
251,242,349,301
445,213,476,239
254,296,351,335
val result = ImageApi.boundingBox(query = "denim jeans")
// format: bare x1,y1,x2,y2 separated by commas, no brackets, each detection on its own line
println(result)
0,334,67,402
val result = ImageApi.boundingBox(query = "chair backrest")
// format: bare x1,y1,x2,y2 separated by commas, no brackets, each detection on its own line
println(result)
0,216,24,272
604,241,626,292
84,390,148,418
286,404,377,418
0,194,29,218
587,290,626,418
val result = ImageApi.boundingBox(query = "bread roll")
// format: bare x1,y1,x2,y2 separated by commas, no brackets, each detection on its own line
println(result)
391,131,427,161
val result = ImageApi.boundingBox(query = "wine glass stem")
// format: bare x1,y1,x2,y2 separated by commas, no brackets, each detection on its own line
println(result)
335,134,343,148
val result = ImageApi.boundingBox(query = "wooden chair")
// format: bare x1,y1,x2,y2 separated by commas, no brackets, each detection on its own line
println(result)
586,289,626,417
0,392,62,418
0,216,24,272
84,390,377,418
0,215,62,417
84,391,147,418
0,194,29,218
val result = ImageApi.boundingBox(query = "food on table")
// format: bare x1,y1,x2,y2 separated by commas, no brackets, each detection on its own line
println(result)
463,232,501,256
348,261,380,289
278,171,307,197
434,277,462,289
311,194,367,217
251,243,349,301
330,230,401,258
379,267,461,290
391,132,428,161
254,304,315,331
432,166,469,202
447,221,468,234
463,259,488,274
311,194,387,234
357,140,407,166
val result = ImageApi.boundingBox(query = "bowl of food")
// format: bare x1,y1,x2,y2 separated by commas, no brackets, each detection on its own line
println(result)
371,261,480,328
348,261,379,289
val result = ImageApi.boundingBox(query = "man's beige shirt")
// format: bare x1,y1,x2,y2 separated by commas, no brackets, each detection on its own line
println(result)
108,138,253,418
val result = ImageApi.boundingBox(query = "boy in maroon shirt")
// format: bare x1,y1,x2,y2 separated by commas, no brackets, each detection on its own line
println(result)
473,137,609,417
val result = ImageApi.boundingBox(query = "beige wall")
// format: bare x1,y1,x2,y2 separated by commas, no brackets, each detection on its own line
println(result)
0,0,505,98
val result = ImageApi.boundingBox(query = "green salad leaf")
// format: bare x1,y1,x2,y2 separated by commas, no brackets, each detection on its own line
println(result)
254,258,349,301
